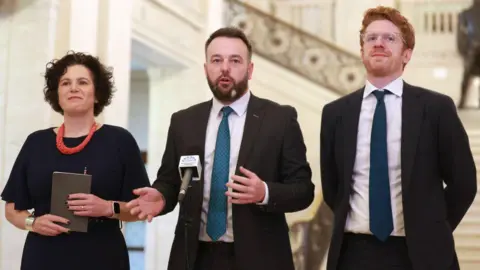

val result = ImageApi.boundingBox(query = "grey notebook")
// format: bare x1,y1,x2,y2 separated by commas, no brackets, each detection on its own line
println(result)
50,171,92,233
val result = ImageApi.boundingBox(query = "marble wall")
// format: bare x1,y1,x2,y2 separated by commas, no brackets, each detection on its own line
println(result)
1,1,478,269
0,0,134,268
0,1,59,268
144,66,211,270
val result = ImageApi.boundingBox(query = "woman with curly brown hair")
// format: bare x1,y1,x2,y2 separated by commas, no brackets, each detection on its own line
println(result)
1,51,150,270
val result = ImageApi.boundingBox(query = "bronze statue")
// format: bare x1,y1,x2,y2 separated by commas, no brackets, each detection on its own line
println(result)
457,0,480,109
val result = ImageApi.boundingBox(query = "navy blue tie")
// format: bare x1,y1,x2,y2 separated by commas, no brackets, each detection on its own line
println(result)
369,90,393,241
207,106,233,241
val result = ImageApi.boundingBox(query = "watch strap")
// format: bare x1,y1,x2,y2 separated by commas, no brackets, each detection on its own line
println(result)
25,214,36,232
110,201,120,218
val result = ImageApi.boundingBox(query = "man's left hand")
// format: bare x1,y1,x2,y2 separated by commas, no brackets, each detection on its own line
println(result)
225,166,265,204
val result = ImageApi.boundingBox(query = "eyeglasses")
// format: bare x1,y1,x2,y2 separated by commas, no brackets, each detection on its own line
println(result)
361,32,406,45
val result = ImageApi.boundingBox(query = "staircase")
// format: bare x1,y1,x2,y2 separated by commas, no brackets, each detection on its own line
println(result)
224,0,365,96
224,1,480,269
224,2,363,269
455,110,480,270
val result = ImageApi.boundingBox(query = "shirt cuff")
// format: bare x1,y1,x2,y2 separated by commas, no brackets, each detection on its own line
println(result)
257,182,269,205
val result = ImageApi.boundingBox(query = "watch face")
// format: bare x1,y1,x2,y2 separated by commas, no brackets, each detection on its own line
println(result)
114,202,120,214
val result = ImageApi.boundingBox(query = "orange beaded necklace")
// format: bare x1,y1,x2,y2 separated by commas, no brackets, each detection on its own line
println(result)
56,122,97,155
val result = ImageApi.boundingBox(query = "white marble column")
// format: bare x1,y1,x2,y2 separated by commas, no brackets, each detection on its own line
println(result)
50,0,133,128
53,0,99,58
97,0,134,128
334,0,379,53
0,0,60,269
0,0,13,194
145,68,182,270
49,0,102,127
144,66,208,270
69,0,99,54
204,0,226,100
206,0,225,36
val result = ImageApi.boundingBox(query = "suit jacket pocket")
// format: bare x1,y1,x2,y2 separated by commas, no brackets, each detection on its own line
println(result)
436,220,454,246
430,220,455,266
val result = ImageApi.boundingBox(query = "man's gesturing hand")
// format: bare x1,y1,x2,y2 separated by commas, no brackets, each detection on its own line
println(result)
225,166,266,204
126,187,165,222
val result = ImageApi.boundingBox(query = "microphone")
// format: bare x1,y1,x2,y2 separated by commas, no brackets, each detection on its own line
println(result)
178,154,202,203
177,154,202,270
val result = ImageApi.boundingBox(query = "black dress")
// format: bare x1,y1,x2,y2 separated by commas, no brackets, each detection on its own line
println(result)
1,124,151,270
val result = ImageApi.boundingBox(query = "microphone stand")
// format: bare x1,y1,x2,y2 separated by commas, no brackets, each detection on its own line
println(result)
179,199,192,270
178,169,193,270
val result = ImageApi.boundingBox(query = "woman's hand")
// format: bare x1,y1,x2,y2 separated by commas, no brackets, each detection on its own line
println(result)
67,193,112,217
32,214,70,236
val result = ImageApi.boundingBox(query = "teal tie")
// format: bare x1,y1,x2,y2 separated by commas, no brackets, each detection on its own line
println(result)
369,90,394,241
207,106,233,241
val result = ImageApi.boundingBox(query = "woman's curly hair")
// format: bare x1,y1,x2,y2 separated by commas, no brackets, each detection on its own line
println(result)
43,51,115,116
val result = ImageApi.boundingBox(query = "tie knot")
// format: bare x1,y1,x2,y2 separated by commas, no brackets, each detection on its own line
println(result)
372,90,390,101
221,106,234,117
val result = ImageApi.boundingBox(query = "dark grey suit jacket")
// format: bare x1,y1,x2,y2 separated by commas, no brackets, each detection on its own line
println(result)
152,94,314,270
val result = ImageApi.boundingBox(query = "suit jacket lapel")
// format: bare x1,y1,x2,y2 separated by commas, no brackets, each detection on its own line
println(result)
236,94,265,173
192,101,212,167
401,83,424,192
343,89,364,187
188,100,212,206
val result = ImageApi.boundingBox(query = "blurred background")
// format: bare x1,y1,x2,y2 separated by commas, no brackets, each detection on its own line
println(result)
1,0,479,269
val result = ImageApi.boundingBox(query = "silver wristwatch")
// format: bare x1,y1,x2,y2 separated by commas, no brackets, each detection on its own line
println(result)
25,214,36,232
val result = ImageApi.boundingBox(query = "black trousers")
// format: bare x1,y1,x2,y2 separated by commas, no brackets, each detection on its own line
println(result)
338,233,413,270
337,233,461,270
194,241,235,270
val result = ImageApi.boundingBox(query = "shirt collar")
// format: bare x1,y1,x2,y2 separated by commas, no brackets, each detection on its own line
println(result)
211,90,250,117
363,77,403,98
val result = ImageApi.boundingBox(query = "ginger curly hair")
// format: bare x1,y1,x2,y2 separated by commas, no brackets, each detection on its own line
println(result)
359,6,415,51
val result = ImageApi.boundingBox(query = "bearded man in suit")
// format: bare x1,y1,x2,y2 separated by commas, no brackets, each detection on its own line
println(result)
126,26,314,270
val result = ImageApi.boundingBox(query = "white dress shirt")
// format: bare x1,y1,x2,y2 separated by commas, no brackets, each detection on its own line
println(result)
344,77,405,236
199,91,269,242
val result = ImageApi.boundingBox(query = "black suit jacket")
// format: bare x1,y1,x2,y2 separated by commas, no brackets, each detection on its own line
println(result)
320,82,477,270
152,94,314,270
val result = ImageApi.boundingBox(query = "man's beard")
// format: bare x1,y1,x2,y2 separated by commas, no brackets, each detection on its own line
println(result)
207,73,249,103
